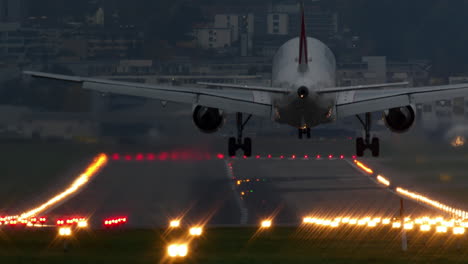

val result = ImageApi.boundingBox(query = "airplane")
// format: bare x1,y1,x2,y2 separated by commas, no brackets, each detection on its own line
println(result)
23,3,468,158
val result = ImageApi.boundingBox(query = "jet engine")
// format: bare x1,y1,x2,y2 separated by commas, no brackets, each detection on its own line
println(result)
192,105,225,134
384,106,415,133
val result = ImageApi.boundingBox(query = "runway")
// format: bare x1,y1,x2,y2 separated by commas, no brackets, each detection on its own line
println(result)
231,158,438,225
35,152,441,228
5,137,466,229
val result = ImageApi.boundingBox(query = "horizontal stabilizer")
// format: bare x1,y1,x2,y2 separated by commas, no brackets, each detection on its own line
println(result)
197,82,290,94
317,82,409,94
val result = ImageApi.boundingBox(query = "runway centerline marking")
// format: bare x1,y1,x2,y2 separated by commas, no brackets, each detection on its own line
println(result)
224,160,248,225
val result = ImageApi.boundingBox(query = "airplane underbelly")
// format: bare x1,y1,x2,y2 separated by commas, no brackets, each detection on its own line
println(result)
274,95,335,128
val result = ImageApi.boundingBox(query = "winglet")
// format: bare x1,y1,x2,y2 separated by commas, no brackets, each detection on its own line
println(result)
298,2,308,66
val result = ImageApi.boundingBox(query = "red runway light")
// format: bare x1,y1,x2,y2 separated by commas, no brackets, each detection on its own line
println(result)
136,153,144,161
243,155,247,159
328,155,333,159
180,152,191,160
304,155,309,159
112,153,120,160
292,155,296,159
256,155,261,159
147,153,156,161
217,154,225,160
352,155,357,159
340,155,345,159
159,152,169,161
316,155,321,159
280,155,285,159
267,154,272,159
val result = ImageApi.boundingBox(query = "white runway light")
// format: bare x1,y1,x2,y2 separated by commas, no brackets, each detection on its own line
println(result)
169,220,181,228
261,220,272,228
453,227,465,235
77,220,88,228
58,227,72,237
19,154,108,219
189,227,203,236
168,244,188,257
436,226,447,233
420,224,431,232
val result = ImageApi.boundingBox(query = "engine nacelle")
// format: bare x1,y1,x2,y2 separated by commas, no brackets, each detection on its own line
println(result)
192,105,225,134
384,105,415,133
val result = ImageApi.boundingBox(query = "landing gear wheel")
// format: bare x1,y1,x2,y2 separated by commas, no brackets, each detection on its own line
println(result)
227,112,253,157
355,112,382,157
244,138,252,157
356,137,365,157
371,138,380,157
298,128,311,139
228,137,237,157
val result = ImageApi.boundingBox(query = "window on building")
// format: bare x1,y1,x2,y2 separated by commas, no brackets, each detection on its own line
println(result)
273,14,279,20
273,21,279,27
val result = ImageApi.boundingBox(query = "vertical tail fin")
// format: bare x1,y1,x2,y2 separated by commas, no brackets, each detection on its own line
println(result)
298,2,308,66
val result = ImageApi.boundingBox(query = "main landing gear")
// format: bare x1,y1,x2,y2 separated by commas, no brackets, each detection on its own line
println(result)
356,112,380,157
298,128,311,139
228,113,252,157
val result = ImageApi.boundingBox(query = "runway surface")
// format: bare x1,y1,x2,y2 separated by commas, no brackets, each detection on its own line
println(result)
44,153,439,228
5,136,465,228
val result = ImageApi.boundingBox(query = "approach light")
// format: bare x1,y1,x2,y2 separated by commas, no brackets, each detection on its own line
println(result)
261,220,272,228
189,227,203,236
170,220,181,228
420,224,431,232
77,220,88,228
58,227,72,237
453,227,465,235
168,244,188,257
436,226,447,233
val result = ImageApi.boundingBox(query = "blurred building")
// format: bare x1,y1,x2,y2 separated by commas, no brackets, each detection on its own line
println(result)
337,56,431,86
0,0,27,23
193,13,254,56
267,13,289,35
193,27,232,50
0,23,62,62
86,29,143,59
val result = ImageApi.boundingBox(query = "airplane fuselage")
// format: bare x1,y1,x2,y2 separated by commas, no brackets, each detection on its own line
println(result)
271,37,337,129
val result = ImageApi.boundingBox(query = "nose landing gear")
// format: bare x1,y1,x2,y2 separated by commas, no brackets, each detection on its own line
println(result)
298,128,311,139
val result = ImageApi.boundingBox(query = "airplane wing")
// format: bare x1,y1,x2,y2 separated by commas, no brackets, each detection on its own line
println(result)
23,71,273,117
335,83,468,118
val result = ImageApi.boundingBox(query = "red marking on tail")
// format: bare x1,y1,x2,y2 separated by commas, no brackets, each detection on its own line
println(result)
298,4,308,65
